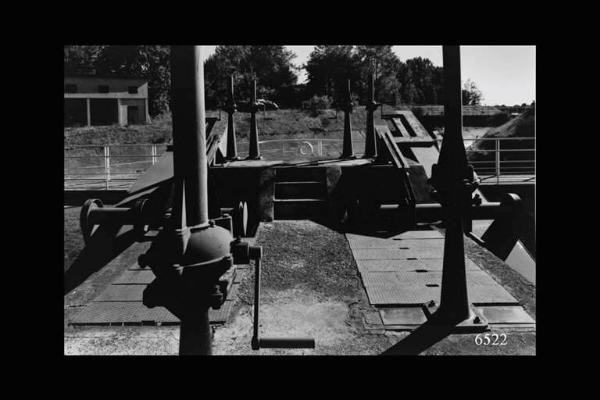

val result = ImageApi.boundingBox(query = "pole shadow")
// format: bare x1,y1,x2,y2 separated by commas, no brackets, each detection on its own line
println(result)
380,315,459,356
64,224,139,295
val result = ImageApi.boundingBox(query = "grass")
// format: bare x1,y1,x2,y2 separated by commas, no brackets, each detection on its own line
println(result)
241,221,360,302
64,107,387,146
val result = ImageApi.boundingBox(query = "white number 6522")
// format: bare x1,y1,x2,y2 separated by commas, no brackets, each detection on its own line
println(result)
475,333,507,345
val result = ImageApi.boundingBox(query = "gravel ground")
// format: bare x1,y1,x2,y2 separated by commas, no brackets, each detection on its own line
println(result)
212,221,392,355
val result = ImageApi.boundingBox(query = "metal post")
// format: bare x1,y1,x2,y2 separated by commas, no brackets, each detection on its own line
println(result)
225,75,239,160
428,45,485,329
495,138,500,184
170,45,211,354
104,145,110,190
139,46,234,357
171,46,209,227
179,310,212,355
86,98,91,127
252,256,261,350
341,79,355,159
151,145,157,165
364,72,379,158
248,79,262,160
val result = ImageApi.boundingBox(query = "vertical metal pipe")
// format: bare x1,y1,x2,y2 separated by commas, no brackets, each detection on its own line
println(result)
248,79,261,159
104,145,110,190
495,138,500,184
179,309,212,355
171,46,208,227
86,98,91,127
341,79,355,159
364,72,378,158
251,256,261,350
225,75,238,160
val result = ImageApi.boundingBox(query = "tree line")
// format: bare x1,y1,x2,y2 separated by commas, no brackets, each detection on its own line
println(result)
64,45,485,117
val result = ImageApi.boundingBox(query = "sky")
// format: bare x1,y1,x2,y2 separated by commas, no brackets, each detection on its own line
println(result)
203,45,535,106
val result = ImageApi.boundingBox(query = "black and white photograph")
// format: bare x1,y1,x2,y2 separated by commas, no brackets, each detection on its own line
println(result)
63,45,536,356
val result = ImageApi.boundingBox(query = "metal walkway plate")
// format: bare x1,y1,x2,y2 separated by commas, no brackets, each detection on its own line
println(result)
69,265,242,326
346,230,443,241
345,230,520,309
475,305,535,324
113,269,156,285
353,247,443,260
379,307,428,327
70,299,234,325
360,270,518,305
355,258,480,273
346,237,445,249
95,285,145,302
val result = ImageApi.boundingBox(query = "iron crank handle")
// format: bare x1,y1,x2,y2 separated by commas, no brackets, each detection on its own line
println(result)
251,250,316,350
257,337,316,349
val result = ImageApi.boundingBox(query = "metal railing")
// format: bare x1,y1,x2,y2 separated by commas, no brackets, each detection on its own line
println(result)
236,131,367,162
64,144,167,190
442,136,536,184
64,136,535,190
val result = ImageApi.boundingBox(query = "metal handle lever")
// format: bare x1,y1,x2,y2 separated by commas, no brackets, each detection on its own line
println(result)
251,250,315,350
256,337,315,349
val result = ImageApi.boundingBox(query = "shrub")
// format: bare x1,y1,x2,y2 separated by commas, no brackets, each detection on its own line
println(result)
308,95,333,116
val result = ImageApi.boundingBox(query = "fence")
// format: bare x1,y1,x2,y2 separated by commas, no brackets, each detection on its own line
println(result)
64,144,168,190
64,136,534,190
457,137,535,184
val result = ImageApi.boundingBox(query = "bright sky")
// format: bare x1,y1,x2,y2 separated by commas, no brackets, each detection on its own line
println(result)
203,45,535,106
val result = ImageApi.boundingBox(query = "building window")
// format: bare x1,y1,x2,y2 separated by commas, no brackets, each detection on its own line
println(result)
98,85,109,93
128,86,138,94
65,84,77,93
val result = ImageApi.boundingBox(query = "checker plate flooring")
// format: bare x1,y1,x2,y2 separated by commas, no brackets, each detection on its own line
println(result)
69,264,242,326
346,229,533,327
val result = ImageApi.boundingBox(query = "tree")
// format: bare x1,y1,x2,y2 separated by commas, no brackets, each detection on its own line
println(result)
462,79,483,105
304,45,362,107
354,46,402,104
203,46,298,109
94,45,171,116
64,45,105,75
396,57,444,105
